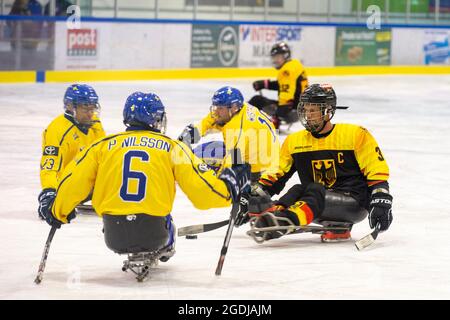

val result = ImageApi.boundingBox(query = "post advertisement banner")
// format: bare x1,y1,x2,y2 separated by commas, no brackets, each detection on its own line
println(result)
55,22,191,70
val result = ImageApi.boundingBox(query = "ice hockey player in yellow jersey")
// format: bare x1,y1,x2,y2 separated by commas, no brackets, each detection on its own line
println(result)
38,84,105,220
177,86,280,182
247,84,393,243
249,42,308,129
177,86,280,229
38,92,250,264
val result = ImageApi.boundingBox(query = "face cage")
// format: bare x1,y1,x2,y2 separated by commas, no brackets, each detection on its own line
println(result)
65,102,101,127
271,53,289,69
297,102,335,133
210,105,233,123
152,112,167,134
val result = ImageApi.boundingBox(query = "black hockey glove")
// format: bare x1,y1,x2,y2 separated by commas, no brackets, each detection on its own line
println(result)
234,192,278,227
219,164,251,203
234,193,250,227
369,192,393,232
248,193,273,215
178,124,200,148
38,188,56,220
252,80,268,91
38,188,61,228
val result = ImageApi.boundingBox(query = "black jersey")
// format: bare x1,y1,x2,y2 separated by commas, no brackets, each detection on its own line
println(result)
260,123,389,208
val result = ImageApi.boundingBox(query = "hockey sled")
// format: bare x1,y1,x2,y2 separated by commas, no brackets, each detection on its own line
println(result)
121,252,160,282
246,215,349,244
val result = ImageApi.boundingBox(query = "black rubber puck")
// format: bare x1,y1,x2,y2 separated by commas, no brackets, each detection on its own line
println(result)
186,234,198,239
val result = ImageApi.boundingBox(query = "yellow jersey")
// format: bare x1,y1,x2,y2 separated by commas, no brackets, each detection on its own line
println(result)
277,58,308,106
195,103,280,174
40,114,105,190
260,123,389,207
52,129,231,223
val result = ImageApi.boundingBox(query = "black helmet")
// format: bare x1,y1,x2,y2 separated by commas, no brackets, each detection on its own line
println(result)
270,42,291,60
298,84,337,133
299,84,337,108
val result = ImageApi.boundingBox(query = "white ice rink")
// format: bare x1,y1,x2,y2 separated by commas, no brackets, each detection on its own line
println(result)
1,75,449,299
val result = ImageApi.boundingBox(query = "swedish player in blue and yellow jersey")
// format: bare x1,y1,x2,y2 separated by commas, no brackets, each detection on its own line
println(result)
247,84,393,242
38,92,250,263
178,86,280,181
249,42,308,129
38,84,105,220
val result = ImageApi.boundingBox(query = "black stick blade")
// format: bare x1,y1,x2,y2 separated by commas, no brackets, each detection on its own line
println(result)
215,255,225,276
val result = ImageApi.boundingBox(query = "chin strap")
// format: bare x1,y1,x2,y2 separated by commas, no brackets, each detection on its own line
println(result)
311,121,327,134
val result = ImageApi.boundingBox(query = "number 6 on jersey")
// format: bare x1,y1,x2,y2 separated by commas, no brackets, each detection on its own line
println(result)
120,150,149,202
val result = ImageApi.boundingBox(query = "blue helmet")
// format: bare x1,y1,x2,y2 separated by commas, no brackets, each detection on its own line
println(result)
63,84,100,128
64,84,99,109
211,86,244,109
193,140,225,172
123,92,167,132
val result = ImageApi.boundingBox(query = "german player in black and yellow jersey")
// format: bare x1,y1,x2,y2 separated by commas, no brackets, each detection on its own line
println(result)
38,84,105,220
246,84,393,242
249,42,308,129
38,92,250,263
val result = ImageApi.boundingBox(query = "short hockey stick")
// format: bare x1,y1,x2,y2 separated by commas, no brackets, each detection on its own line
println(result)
177,219,229,237
34,226,58,284
355,223,381,251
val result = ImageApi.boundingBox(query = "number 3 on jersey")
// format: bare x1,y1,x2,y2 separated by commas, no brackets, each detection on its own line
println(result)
120,150,149,202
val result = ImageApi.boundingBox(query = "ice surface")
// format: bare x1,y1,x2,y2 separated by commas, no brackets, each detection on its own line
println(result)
0,75,449,299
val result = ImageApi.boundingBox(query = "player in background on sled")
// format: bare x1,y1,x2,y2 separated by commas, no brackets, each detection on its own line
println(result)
37,91,250,267
241,84,393,243
38,84,105,221
178,86,280,183
248,42,308,130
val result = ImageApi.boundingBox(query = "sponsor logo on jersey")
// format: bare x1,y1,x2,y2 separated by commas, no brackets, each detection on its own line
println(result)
312,159,337,188
198,163,210,173
43,146,59,156
246,107,256,121
295,145,313,150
